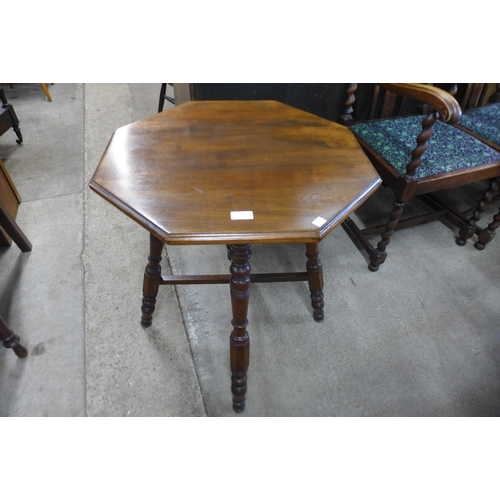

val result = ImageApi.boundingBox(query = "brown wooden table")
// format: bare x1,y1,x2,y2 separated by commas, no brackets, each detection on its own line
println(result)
90,100,381,412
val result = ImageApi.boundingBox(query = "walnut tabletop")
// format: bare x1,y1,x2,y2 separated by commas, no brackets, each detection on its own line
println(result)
89,100,381,413
90,100,381,245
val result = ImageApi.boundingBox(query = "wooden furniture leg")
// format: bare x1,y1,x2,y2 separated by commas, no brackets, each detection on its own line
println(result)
368,199,405,272
455,177,500,248
0,315,28,358
12,122,23,144
141,233,165,327
229,244,252,413
0,198,32,252
40,84,52,102
0,85,23,144
158,84,175,112
158,83,167,112
475,203,500,250
305,242,324,322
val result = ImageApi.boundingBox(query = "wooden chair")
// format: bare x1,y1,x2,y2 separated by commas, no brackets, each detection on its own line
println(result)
448,84,500,249
340,83,500,271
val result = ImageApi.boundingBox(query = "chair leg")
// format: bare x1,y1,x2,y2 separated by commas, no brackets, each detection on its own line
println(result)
158,83,167,113
456,177,499,247
141,233,164,327
305,242,324,322
368,199,405,272
475,204,500,250
40,83,52,102
0,315,28,358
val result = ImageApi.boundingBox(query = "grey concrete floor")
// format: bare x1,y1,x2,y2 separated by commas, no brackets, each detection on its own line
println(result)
0,83,499,417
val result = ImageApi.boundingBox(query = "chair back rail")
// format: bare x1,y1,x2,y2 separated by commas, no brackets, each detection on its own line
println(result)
451,84,499,109
342,84,435,126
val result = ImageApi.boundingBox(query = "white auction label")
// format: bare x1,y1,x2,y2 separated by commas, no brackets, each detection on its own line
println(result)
230,211,254,220
312,216,327,227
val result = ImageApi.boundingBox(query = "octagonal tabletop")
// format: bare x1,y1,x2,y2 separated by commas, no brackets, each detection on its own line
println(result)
90,100,381,245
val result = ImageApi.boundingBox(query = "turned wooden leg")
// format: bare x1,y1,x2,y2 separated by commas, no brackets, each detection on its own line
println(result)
457,177,499,247
9,106,23,144
0,315,28,358
475,204,500,250
368,199,405,272
305,242,324,322
141,233,164,327
229,244,252,413
13,124,23,145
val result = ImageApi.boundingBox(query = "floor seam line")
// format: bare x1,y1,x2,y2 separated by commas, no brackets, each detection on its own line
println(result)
19,190,83,204
163,247,209,417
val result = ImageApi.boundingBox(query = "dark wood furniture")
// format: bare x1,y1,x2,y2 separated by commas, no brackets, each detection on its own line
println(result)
158,83,175,112
0,315,28,358
0,204,30,356
0,85,23,144
340,83,500,271
0,166,31,357
0,158,22,247
90,100,381,412
449,84,500,249
0,194,31,252
171,83,368,121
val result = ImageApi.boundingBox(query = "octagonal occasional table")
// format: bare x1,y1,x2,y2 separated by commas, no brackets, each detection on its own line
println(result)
90,100,381,412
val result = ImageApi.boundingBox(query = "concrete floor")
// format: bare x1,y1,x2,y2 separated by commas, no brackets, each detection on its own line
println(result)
0,83,499,417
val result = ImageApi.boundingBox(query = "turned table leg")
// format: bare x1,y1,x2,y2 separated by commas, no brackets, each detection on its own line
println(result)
229,244,252,413
141,233,165,327
306,242,324,322
0,315,28,358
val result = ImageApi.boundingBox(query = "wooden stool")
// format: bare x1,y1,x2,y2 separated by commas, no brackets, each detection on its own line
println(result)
90,100,381,412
